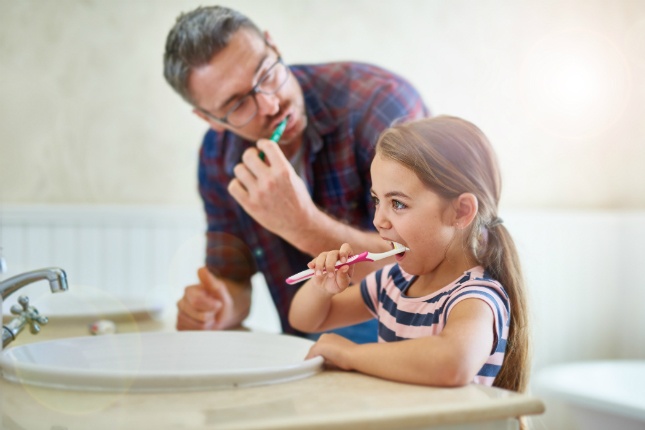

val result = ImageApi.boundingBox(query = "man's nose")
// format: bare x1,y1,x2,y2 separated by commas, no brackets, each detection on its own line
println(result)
255,92,280,116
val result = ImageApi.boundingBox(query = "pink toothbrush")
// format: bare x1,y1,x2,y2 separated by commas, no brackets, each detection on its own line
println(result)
286,244,409,285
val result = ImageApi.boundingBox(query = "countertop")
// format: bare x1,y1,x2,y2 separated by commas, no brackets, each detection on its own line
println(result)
1,311,544,430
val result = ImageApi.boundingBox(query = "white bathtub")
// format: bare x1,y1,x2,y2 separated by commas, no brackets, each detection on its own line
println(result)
535,360,645,430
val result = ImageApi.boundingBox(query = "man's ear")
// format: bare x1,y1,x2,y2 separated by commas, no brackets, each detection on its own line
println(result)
192,108,227,133
264,31,281,57
452,193,478,229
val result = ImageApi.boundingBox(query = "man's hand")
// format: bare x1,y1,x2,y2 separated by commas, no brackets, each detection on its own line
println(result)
228,138,389,280
227,139,316,238
176,267,245,330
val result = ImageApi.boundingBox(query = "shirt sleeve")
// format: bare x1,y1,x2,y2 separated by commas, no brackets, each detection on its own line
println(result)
443,281,510,354
355,74,429,150
360,267,389,318
198,130,257,282
353,71,429,213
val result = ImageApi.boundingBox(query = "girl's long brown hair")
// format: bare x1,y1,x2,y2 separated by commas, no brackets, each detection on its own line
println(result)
376,116,530,393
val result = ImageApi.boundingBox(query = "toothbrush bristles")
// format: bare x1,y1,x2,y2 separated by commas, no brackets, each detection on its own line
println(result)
392,242,406,250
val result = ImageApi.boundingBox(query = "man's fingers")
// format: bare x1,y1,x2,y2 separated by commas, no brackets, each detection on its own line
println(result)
241,146,270,170
227,178,248,205
182,284,218,311
256,139,287,166
176,293,225,330
232,162,257,187
197,267,233,307
176,310,217,331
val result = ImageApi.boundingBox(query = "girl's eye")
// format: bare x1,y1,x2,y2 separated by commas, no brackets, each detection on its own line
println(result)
392,200,406,210
371,195,380,206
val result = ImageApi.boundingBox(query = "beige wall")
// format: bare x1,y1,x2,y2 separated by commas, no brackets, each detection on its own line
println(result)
1,0,644,209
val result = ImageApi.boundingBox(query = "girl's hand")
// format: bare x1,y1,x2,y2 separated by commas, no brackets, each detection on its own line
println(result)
307,243,355,294
305,333,357,371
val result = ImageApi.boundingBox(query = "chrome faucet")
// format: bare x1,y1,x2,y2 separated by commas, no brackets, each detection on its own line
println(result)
1,267,68,348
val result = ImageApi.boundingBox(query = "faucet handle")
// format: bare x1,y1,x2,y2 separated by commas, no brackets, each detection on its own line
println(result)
10,295,31,314
9,295,49,334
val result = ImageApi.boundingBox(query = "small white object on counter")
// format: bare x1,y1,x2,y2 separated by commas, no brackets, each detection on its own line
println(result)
89,319,116,335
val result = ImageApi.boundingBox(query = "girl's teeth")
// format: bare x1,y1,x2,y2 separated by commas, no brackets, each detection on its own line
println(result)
391,242,410,253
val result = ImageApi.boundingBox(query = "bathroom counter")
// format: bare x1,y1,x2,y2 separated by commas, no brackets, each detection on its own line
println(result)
0,314,544,430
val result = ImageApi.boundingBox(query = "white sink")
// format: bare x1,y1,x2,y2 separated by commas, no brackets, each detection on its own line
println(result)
0,331,323,392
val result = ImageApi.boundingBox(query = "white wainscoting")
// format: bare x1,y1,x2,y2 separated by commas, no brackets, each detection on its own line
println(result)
0,205,205,299
0,204,281,333
505,210,645,366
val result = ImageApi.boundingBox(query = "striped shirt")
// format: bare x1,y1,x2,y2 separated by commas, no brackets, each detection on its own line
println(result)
198,62,429,334
360,264,510,386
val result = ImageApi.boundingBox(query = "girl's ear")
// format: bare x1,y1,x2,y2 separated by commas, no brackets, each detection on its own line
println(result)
452,193,478,229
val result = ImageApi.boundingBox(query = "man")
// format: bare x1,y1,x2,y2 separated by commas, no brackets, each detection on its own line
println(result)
163,5,428,342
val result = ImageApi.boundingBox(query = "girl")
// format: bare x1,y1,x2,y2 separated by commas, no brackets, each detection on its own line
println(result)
289,116,529,393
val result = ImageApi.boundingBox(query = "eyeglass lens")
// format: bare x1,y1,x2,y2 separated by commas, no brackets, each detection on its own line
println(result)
225,60,289,127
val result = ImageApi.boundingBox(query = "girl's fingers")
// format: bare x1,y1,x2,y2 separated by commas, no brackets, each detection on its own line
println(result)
314,252,329,277
325,250,341,278
339,243,353,263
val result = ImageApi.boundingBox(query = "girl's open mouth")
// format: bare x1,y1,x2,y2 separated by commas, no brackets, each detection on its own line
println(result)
392,241,407,259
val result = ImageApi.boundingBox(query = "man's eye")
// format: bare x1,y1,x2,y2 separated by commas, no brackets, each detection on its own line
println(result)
261,67,275,82
257,65,277,87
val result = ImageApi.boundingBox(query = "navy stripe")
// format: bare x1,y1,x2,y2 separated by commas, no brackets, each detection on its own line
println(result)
421,276,471,304
378,320,407,342
398,310,441,326
380,288,399,316
424,289,452,304
375,267,383,298
389,266,408,292
382,301,446,328
478,363,501,377
361,267,385,314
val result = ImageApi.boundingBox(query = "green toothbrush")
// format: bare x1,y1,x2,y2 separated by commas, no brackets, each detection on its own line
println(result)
260,117,288,161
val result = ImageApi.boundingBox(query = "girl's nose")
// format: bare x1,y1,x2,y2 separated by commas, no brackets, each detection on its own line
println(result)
373,207,391,231
255,92,280,116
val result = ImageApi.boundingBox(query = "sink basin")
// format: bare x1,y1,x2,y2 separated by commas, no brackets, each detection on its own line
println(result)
0,331,323,392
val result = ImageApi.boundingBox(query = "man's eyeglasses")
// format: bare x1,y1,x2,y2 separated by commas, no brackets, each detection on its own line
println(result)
199,57,290,128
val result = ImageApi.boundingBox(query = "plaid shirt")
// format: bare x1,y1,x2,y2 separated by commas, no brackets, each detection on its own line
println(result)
198,62,429,334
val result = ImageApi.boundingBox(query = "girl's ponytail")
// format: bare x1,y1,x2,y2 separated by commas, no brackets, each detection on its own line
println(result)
480,222,530,393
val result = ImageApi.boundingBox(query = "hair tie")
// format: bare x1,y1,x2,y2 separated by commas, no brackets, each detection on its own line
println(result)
489,217,504,228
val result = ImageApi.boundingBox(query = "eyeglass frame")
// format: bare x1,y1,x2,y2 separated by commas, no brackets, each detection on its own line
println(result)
196,55,290,128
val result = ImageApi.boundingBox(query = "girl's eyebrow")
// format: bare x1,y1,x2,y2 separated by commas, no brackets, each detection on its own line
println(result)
370,189,410,199
385,191,410,199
